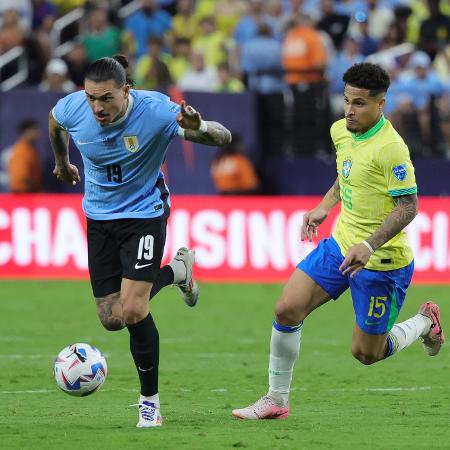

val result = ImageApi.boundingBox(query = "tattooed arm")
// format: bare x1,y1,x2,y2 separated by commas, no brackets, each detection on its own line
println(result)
48,111,81,185
176,101,232,147
339,194,418,277
184,121,232,146
365,194,418,251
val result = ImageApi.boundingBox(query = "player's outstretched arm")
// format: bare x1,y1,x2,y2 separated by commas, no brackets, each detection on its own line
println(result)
176,101,232,147
48,111,80,185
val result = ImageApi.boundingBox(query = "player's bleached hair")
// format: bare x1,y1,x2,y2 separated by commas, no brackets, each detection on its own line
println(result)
85,55,136,87
342,63,390,97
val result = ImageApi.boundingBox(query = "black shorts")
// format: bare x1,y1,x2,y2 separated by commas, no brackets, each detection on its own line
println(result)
87,216,168,298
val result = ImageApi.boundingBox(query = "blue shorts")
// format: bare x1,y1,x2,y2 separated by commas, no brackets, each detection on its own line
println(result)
297,237,414,335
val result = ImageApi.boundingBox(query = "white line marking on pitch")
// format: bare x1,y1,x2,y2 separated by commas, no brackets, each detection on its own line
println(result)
0,386,439,395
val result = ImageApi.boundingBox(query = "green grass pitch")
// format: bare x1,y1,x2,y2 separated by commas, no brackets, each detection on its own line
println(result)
0,281,449,450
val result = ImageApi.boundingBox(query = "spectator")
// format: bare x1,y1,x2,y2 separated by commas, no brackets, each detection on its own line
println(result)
31,0,57,30
214,0,246,36
210,136,260,195
0,9,26,54
134,37,172,91
39,58,76,92
241,23,285,94
396,51,445,154
192,16,228,68
282,15,327,86
327,35,364,117
82,7,122,62
280,0,320,28
317,0,350,50
433,42,450,80
264,0,285,39
0,0,32,33
26,9,55,83
437,81,450,157
165,37,192,83
233,0,276,46
30,10,55,66
49,0,86,16
378,22,403,52
282,15,330,154
366,0,395,40
8,119,43,193
216,62,245,93
65,41,90,88
124,0,171,59
170,0,199,42
178,51,219,92
419,0,450,60
352,11,379,57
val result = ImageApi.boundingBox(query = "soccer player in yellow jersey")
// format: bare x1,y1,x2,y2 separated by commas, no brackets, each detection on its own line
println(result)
232,62,445,420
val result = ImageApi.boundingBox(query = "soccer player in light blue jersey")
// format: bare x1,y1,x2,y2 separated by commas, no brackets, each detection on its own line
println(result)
48,55,231,428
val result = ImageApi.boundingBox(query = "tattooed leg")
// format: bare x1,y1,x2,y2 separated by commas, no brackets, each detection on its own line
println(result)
95,291,125,331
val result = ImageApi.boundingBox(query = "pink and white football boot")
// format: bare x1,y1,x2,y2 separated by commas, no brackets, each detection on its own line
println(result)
418,301,445,356
232,395,289,420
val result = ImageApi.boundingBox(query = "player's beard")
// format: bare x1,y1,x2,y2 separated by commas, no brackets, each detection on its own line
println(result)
345,118,358,132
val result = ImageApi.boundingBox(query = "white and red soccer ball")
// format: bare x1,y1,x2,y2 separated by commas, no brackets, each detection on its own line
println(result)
54,343,107,396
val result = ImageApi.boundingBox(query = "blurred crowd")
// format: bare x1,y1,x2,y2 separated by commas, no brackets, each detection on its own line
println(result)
1,0,450,193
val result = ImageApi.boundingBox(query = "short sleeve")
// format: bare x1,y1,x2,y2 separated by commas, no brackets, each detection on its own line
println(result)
378,143,417,197
51,93,79,131
152,93,180,140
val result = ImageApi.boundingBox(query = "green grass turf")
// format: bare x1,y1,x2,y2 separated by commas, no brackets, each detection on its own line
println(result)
0,281,449,450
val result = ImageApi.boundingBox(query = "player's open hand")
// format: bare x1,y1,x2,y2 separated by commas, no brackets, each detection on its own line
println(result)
339,243,372,278
176,100,202,130
53,163,80,185
301,207,328,242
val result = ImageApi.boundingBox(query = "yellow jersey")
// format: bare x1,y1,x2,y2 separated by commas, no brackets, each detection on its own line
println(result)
331,115,417,271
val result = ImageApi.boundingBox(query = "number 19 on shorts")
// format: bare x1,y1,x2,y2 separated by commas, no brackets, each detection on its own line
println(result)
137,235,154,261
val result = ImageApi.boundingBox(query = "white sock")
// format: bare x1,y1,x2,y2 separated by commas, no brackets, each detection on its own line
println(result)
387,314,432,356
168,258,186,284
139,393,160,408
268,321,302,406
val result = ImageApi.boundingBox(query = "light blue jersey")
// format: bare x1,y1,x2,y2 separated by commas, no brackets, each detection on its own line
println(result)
52,89,180,220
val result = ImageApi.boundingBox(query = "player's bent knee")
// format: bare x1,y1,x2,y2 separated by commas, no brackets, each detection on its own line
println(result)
122,304,147,325
351,348,380,365
275,300,304,326
98,315,125,331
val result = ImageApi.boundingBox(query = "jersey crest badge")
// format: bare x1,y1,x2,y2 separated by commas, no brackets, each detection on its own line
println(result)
393,164,407,181
342,158,352,178
124,136,140,152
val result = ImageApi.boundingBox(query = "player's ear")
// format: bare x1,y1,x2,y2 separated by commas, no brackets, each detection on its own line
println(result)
123,84,130,98
378,96,385,112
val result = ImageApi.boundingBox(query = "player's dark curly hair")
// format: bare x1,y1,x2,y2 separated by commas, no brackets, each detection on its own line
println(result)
85,55,136,87
342,63,390,97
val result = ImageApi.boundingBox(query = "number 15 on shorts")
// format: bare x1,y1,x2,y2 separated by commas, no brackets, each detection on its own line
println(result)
368,296,387,318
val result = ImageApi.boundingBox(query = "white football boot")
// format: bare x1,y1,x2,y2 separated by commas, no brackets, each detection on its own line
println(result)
171,247,199,307
135,401,162,428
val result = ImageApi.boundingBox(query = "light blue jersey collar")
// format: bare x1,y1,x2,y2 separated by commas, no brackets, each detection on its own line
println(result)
102,94,134,128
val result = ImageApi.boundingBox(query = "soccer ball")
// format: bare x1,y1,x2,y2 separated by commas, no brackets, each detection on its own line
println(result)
54,343,107,397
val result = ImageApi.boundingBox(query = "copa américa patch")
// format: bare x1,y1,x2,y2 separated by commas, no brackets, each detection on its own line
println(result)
393,164,407,181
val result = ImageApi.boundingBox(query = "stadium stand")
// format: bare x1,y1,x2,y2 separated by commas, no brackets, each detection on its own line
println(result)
1,0,450,193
